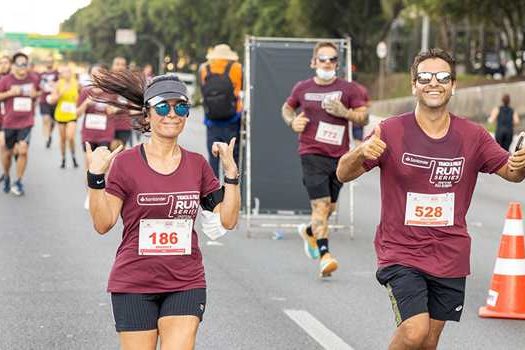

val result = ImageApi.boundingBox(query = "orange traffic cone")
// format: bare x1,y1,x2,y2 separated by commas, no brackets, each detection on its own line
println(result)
479,202,525,319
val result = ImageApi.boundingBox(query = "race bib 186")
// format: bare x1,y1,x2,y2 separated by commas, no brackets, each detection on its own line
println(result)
138,219,192,255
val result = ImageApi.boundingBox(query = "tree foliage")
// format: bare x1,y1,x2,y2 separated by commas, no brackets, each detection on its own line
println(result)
62,0,404,72
62,0,525,75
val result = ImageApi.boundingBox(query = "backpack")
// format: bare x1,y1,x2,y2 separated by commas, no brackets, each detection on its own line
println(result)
201,62,237,120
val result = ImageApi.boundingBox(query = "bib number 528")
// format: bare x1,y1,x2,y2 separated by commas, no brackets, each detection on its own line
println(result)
414,206,443,218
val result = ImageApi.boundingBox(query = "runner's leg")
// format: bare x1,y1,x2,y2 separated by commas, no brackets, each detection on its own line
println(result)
158,316,200,350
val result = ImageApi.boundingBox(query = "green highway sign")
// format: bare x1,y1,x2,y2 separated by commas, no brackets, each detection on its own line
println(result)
3,32,83,51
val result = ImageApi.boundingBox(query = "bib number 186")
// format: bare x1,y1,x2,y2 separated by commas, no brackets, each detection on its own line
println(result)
139,219,192,255
149,232,178,245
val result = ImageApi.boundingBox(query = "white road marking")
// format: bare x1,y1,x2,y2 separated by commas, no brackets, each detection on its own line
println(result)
284,309,355,350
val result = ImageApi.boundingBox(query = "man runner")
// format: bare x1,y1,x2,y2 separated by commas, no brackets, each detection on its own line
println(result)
0,52,40,196
282,41,368,277
336,48,525,350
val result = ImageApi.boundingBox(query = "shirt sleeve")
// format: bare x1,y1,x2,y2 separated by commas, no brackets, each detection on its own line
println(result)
345,82,367,109
230,62,243,95
0,76,8,93
77,88,88,107
285,81,302,109
106,156,128,200
200,156,221,196
32,74,41,91
477,126,509,173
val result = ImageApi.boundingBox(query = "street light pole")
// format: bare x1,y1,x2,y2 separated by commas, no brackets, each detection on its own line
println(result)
139,34,166,75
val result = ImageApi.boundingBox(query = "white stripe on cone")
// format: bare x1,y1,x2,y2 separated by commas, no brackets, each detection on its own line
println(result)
493,258,525,276
502,219,524,236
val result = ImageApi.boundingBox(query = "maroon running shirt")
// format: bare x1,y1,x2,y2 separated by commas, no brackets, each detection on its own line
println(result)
363,112,509,277
0,73,40,129
78,87,115,144
0,72,7,127
105,145,220,293
112,94,132,131
286,77,366,158
39,70,59,103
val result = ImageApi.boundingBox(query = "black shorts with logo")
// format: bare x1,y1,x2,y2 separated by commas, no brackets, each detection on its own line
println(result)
376,264,466,326
111,288,206,332
3,127,32,150
300,154,343,202
39,102,56,117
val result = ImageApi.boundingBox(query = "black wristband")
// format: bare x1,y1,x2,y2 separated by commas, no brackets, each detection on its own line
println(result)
87,171,106,189
223,176,239,185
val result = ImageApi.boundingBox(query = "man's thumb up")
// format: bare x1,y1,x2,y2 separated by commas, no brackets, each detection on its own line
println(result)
374,124,381,140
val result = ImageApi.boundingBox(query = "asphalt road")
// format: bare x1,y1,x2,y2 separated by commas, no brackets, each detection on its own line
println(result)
1,110,525,350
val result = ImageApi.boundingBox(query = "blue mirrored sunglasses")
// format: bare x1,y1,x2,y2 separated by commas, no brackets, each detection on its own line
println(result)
153,101,191,117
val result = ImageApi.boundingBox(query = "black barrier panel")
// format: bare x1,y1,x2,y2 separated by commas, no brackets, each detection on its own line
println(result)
248,40,346,214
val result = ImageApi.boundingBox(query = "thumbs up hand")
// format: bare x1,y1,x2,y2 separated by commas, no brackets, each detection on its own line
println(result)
360,125,386,161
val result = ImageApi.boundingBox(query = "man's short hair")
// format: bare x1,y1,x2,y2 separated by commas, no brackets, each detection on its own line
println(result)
12,52,29,63
312,42,339,58
502,94,510,106
411,48,456,81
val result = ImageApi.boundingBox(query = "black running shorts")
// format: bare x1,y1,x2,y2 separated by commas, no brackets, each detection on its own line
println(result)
39,102,56,117
111,288,206,332
3,127,32,150
300,154,343,202
82,141,110,152
114,130,131,145
376,264,466,326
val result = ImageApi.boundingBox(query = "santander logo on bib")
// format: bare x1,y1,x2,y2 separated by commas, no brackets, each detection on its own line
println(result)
402,153,465,188
137,191,200,218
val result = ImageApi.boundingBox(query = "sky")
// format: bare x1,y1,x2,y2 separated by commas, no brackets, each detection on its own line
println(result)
0,0,92,35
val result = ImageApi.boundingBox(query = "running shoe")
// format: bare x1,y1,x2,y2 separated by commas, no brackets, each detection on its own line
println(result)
319,252,338,277
72,157,78,168
60,158,66,169
10,180,24,196
46,136,52,149
297,223,320,259
2,175,10,193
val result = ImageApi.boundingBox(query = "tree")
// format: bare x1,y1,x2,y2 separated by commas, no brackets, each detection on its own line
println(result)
286,0,404,71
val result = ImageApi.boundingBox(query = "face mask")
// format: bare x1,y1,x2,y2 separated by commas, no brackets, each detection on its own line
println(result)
316,68,336,81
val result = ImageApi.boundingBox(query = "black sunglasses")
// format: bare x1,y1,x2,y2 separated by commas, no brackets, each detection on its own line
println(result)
416,71,452,85
317,55,338,63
